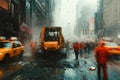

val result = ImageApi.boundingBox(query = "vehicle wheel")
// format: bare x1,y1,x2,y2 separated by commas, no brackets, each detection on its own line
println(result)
4,54,10,61
19,51,23,57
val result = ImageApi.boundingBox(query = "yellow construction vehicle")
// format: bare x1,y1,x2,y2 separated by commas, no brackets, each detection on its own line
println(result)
39,27,65,53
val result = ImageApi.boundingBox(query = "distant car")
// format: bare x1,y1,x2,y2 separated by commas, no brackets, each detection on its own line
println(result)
103,41,120,57
101,37,113,42
0,37,25,61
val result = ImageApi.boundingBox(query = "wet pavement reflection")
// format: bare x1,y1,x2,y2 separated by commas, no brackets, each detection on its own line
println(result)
0,50,81,80
0,60,25,79
1,49,120,80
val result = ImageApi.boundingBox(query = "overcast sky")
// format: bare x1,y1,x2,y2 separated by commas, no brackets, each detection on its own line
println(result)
52,0,97,40
84,0,97,11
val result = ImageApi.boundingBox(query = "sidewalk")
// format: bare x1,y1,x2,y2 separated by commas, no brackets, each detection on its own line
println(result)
68,50,120,80
64,50,98,80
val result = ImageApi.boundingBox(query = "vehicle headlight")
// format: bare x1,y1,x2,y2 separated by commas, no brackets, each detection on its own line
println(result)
0,53,3,55
45,47,47,50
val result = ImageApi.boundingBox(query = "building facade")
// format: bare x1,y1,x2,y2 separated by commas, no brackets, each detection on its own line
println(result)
94,0,104,38
0,0,19,38
0,0,32,42
75,2,90,38
103,0,120,42
27,0,53,27
0,0,53,42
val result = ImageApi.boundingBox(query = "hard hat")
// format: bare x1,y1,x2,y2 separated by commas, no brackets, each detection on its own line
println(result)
99,41,105,46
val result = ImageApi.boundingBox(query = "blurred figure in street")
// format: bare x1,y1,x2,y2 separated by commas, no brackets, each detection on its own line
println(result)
86,42,91,53
83,42,90,53
79,42,84,57
73,42,79,60
30,40,37,53
94,41,109,80
65,40,69,54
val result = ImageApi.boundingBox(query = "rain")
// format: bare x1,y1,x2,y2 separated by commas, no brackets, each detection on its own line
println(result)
0,0,120,80
52,0,97,41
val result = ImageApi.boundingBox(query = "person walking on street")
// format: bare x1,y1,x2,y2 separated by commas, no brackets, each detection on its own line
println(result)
65,40,69,54
79,42,84,57
94,41,109,80
73,42,79,60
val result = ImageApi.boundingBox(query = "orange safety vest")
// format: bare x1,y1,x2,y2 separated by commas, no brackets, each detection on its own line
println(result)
74,43,79,51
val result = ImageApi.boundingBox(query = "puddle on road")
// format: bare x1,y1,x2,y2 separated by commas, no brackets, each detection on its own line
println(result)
64,68,76,78
0,61,27,79
9,67,65,80
0,51,95,80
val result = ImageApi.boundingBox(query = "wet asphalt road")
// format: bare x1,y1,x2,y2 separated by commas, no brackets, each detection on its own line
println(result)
0,49,120,80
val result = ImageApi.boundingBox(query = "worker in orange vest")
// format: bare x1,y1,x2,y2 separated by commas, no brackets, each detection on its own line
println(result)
73,42,79,60
94,41,109,80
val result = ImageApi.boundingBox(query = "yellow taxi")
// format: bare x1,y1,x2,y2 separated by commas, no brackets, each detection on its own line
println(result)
103,41,120,56
0,37,25,61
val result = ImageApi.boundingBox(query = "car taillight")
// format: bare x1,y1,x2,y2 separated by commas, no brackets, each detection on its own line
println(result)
116,48,120,50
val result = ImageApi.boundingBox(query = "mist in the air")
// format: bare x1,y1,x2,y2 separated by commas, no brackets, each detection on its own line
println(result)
52,0,97,41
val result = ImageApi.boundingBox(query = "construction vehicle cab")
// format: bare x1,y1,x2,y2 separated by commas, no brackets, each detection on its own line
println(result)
40,27,65,53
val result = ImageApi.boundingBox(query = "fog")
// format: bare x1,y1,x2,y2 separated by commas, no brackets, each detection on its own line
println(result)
31,0,97,43
52,0,97,41
52,0,77,40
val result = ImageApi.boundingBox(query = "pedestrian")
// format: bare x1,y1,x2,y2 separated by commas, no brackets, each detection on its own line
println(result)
86,42,90,52
65,40,69,54
73,42,79,60
94,41,109,80
79,42,84,57
30,40,37,53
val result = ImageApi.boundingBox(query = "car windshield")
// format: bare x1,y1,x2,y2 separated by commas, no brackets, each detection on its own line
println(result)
105,42,118,46
0,42,12,48
44,31,60,41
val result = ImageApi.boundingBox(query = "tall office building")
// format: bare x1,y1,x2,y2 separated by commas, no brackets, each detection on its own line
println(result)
94,0,104,38
103,0,120,41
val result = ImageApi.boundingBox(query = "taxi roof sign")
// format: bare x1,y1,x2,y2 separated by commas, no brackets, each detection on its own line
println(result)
0,36,6,41
9,37,18,41
101,37,113,42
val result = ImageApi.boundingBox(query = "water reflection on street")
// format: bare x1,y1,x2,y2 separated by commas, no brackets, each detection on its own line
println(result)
1,49,120,80
0,60,24,79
